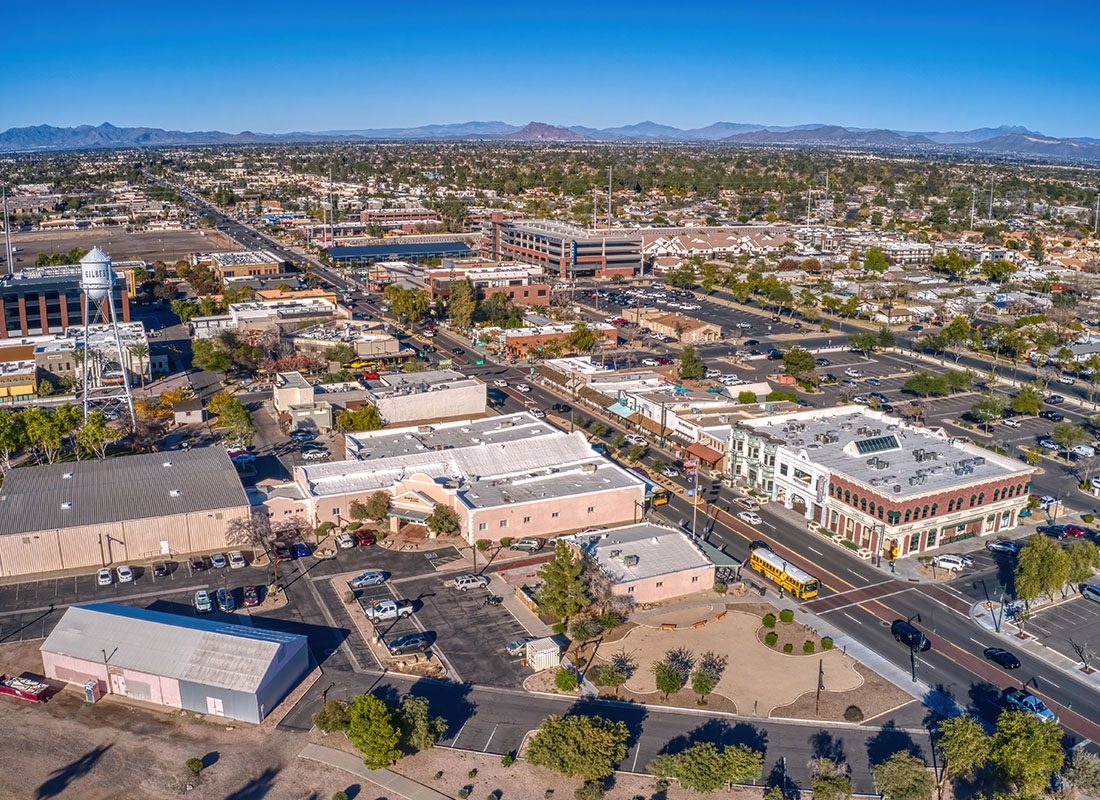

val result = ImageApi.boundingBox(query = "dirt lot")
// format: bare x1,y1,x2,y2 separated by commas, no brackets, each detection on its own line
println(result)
0,640,353,800
11,228,239,266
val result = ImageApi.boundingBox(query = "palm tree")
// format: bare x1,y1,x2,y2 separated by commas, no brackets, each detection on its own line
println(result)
128,343,149,388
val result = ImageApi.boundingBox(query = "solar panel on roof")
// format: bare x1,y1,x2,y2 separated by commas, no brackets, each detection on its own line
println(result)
854,435,900,455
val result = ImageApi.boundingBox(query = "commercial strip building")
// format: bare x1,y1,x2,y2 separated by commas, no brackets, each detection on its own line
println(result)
425,259,552,307
328,240,473,267
0,343,36,401
564,523,715,604
480,216,641,279
730,407,1034,558
0,263,133,340
199,250,285,280
284,319,402,360
626,308,722,343
256,413,645,542
189,297,347,339
41,604,310,723
491,322,618,358
0,448,250,578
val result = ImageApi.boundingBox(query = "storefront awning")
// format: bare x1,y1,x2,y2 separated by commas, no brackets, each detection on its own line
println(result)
606,401,635,419
389,508,431,523
685,441,724,466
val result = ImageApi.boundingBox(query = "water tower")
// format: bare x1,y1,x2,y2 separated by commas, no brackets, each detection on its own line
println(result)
79,247,136,429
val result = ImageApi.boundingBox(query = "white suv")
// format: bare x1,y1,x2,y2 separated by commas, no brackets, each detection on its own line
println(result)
932,554,969,572
453,574,490,591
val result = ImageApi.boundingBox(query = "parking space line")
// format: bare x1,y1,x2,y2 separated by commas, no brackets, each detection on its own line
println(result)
631,736,643,772
482,726,497,752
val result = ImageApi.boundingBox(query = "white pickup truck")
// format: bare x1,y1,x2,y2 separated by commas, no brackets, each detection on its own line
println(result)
364,599,415,622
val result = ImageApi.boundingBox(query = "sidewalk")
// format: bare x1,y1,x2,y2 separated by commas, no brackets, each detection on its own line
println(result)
298,743,450,800
488,572,553,638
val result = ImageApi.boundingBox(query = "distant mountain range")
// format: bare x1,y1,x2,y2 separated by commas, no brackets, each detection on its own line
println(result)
3,120,1100,161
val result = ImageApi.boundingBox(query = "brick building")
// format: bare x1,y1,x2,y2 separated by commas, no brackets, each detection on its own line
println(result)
1,264,131,340
425,260,552,307
735,407,1034,559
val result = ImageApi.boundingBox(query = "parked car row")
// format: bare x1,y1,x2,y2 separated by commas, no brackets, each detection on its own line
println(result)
192,585,260,614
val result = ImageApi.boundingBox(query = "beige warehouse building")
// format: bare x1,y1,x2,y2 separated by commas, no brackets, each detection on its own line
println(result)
0,448,250,578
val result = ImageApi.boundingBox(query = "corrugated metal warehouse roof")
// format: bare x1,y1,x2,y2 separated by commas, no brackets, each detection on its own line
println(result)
42,604,306,693
0,447,249,536
329,241,472,261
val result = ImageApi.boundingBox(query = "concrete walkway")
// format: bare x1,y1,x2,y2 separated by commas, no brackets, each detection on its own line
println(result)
298,743,450,800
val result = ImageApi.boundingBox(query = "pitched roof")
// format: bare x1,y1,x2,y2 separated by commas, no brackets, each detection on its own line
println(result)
0,447,249,536
41,603,306,693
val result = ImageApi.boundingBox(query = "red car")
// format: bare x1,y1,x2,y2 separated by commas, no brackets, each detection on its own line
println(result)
242,585,260,607
1064,525,1086,538
361,371,380,380
272,542,292,562
354,531,376,546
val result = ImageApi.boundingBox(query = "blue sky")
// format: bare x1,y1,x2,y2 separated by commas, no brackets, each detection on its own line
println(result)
6,1,1099,137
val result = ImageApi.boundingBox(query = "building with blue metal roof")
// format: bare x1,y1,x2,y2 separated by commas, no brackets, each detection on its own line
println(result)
328,240,472,265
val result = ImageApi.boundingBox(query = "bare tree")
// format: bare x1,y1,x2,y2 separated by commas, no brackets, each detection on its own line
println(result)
1069,638,1095,672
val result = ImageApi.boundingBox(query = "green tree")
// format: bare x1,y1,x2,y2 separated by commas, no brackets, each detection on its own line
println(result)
210,395,255,445
588,663,626,696
1028,235,1044,263
969,395,1005,427
363,491,392,521
535,542,591,622
448,279,477,329
782,345,817,380
989,710,1064,796
930,249,975,281
425,503,461,536
325,343,357,364
689,651,726,704
652,650,691,700
679,344,705,380
1066,540,1099,585
980,259,1016,284
312,699,352,732
863,246,889,273
810,757,853,800
1016,534,1071,603
647,742,763,793
128,342,150,387
568,322,599,353
0,409,28,472
665,264,696,289
336,404,384,432
22,406,64,463
700,262,721,294
1011,384,1045,416
849,331,883,357
871,751,933,800
525,714,629,781
75,411,121,459
737,390,757,404
346,694,403,769
1051,422,1089,457
398,695,447,753
936,715,989,790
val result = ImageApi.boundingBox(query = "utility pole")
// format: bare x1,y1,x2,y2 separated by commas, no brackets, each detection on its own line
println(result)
607,165,612,229
988,177,994,221
1094,191,1099,236
823,170,830,228
969,188,976,230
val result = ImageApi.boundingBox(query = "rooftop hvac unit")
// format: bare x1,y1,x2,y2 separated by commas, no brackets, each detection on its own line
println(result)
580,463,598,474
418,425,433,434
893,485,902,493
610,549,622,558
623,554,640,567
972,456,986,466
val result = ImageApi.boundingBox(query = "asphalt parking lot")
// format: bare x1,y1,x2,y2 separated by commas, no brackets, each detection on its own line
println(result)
1025,588,1100,664
392,572,533,688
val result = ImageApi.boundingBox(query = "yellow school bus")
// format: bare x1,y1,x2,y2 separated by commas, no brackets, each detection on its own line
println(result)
749,547,820,599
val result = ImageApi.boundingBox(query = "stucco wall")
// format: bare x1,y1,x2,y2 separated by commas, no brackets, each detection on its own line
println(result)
613,564,715,605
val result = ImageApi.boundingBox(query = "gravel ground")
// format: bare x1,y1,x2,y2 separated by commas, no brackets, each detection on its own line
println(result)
11,228,239,265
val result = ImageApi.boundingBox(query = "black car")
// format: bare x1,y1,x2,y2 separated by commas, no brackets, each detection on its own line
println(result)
1039,410,1065,422
815,358,830,366
767,349,783,360
890,619,932,651
983,647,1021,670
487,388,507,407
188,556,208,573
388,632,433,656
451,348,465,356
744,339,760,346
152,561,174,578
1038,524,1068,539
551,403,573,413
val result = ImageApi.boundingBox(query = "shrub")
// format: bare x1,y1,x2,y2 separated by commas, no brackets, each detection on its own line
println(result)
737,390,757,405
475,539,491,552
315,521,335,537
843,705,864,723
500,536,513,548
312,699,351,732
552,623,566,635
779,609,794,624
713,581,727,594
782,643,794,654
457,789,471,799
346,521,361,531
332,792,348,800
555,668,579,692
501,753,514,768
764,631,779,647
762,613,777,628
468,769,478,779
821,637,834,650
487,792,501,800
841,539,860,551
803,641,815,654
186,758,204,775
574,782,605,800
1085,514,1096,524
598,610,625,630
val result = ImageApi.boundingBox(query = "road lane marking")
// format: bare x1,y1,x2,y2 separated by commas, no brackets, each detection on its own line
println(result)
449,720,468,748
807,546,824,555
818,579,894,598
843,613,861,625
818,588,915,613
483,725,497,752
631,736,643,772
968,637,987,648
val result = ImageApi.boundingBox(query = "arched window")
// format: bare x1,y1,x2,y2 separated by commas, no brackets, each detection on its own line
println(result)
878,506,885,520
904,509,912,523
931,503,938,516
978,492,985,505
1017,483,1024,495
869,502,876,515
948,499,955,512
860,498,867,511
844,490,851,503
970,494,977,507
922,504,930,519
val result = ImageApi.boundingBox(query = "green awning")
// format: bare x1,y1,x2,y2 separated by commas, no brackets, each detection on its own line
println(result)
389,508,431,523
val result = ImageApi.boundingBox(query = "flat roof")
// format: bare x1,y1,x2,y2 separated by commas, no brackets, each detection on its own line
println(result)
329,242,472,260
42,603,306,693
211,250,281,266
570,523,713,583
744,407,1032,499
0,447,249,536
305,413,644,509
